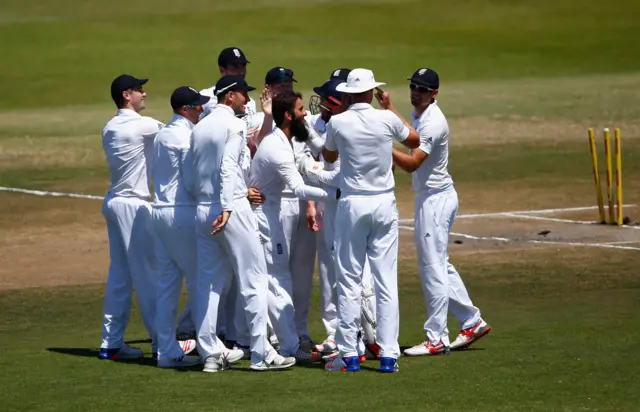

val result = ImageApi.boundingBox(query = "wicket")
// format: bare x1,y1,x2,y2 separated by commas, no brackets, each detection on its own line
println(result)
588,128,623,225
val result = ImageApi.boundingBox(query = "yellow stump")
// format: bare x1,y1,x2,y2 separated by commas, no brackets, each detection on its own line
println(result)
603,128,615,224
588,129,606,224
615,128,623,226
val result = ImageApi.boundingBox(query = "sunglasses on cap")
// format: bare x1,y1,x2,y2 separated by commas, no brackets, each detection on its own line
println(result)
277,69,294,81
409,83,435,92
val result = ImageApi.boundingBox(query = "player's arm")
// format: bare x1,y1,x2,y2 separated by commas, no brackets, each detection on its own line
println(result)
392,148,427,173
213,126,244,235
277,151,337,201
322,120,339,163
375,91,420,149
296,152,341,187
255,87,274,146
141,117,165,140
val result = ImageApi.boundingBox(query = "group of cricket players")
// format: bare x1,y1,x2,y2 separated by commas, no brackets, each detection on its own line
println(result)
98,46,491,373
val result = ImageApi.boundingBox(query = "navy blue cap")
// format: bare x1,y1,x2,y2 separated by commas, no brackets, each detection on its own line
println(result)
215,75,256,96
218,47,249,67
265,67,297,85
408,68,439,90
329,68,351,81
313,79,344,102
170,86,210,110
111,74,147,102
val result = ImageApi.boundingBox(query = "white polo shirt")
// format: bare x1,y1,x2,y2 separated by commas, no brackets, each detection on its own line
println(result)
411,101,453,194
152,114,195,207
102,109,164,200
325,103,409,194
250,128,336,204
186,104,249,208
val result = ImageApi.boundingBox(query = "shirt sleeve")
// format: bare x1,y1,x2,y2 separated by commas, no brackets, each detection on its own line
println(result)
220,123,246,211
385,112,410,143
276,150,335,201
324,120,337,151
417,120,436,155
141,117,165,140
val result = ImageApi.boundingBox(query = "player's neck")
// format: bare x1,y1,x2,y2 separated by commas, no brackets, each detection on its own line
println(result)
280,126,293,140
414,101,431,117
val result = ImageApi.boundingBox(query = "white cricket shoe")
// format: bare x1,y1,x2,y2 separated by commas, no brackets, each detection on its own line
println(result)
250,355,296,371
233,345,251,360
179,339,197,356
314,336,338,354
203,355,230,373
324,355,346,372
450,319,492,351
403,340,450,356
158,356,201,369
222,348,245,364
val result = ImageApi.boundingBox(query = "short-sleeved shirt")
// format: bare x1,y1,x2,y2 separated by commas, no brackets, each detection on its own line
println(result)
152,114,195,207
102,109,164,199
325,103,409,194
411,101,453,193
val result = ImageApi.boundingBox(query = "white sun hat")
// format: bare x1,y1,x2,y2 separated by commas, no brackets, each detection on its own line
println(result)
336,68,386,94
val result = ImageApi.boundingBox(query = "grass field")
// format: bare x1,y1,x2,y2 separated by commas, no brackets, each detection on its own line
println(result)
1,0,640,411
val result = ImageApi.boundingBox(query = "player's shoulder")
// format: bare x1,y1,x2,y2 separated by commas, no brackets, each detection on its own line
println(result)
139,115,165,131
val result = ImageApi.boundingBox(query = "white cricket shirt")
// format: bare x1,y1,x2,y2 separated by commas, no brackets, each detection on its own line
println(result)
411,101,453,193
186,104,249,208
102,109,164,200
152,114,195,207
250,128,335,204
325,103,409,194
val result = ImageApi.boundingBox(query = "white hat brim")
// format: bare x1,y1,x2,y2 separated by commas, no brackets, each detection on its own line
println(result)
336,81,386,94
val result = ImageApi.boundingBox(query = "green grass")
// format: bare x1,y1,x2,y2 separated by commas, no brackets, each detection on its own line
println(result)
2,0,640,410
1,249,639,411
1,0,639,109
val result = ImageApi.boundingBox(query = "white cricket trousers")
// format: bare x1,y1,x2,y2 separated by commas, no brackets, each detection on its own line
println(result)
280,197,317,338
101,194,156,350
195,199,276,365
254,201,300,357
334,191,400,359
415,188,481,346
316,199,338,337
152,205,197,361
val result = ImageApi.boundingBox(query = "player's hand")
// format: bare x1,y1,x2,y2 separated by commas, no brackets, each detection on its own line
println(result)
247,187,265,205
211,211,231,236
375,90,391,110
247,126,260,146
260,86,272,116
306,202,319,232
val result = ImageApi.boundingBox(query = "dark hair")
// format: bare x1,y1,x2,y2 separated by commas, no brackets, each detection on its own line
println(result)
272,91,302,128
112,91,125,109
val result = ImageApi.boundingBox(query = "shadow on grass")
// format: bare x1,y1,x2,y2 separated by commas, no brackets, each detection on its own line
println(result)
46,347,157,367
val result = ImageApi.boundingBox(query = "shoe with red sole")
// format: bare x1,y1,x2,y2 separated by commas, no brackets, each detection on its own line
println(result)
450,319,492,351
403,340,450,356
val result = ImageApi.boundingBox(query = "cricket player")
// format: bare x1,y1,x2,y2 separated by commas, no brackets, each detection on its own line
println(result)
249,90,338,362
187,75,295,372
152,86,210,368
321,69,420,373
390,68,491,356
193,47,258,346
99,74,164,360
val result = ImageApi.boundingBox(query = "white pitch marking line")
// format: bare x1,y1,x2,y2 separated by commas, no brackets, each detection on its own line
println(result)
501,213,595,225
0,186,104,201
399,225,640,251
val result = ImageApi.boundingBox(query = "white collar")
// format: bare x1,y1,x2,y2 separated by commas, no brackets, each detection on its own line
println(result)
170,114,195,130
348,103,373,111
116,108,141,117
412,100,438,122
273,127,293,148
212,103,235,116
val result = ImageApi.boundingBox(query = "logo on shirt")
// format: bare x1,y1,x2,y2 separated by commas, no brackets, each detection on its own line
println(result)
427,137,433,144
157,122,163,130
233,48,241,58
425,233,431,238
276,243,283,255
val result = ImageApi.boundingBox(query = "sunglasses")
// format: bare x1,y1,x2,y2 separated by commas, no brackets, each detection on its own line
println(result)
409,83,434,92
186,104,203,112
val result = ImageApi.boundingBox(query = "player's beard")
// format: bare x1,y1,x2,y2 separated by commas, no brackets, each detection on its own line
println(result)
292,115,310,142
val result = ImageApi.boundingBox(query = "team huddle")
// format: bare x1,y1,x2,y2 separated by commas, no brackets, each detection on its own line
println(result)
98,46,491,373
